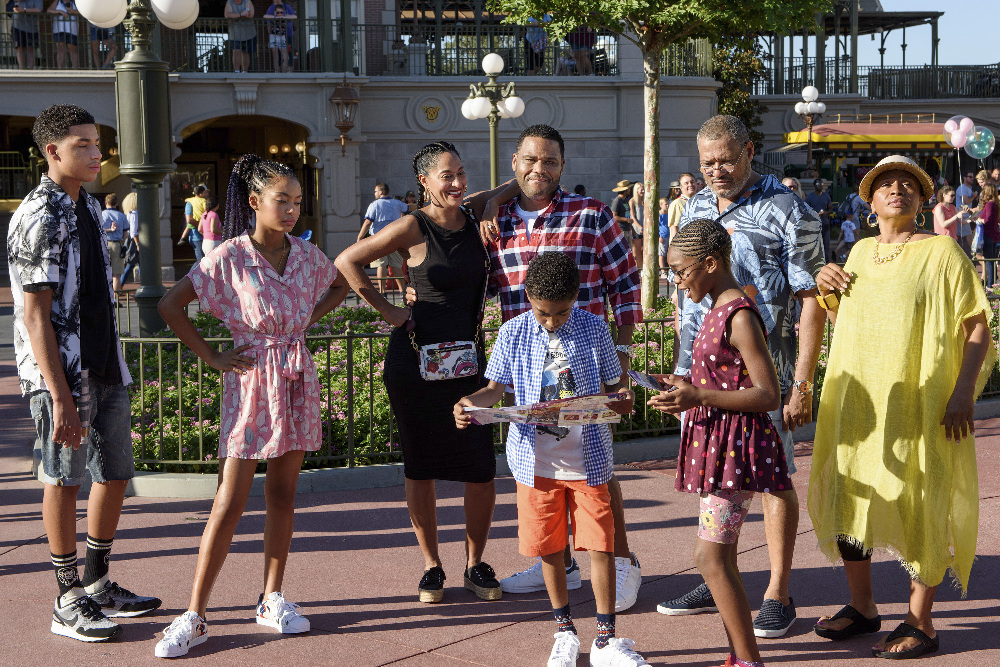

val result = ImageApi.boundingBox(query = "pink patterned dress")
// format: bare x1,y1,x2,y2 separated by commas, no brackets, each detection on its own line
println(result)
676,296,792,495
188,234,336,459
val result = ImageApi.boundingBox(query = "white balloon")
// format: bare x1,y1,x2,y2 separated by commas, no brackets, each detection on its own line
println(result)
461,98,478,121
152,0,200,30
481,53,504,76
801,85,819,102
504,96,525,118
77,0,126,25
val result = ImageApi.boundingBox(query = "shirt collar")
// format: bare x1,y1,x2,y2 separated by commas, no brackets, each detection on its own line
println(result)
532,305,578,337
701,174,767,213
505,187,565,221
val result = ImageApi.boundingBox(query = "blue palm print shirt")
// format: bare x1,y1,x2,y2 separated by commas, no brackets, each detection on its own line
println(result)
676,175,825,394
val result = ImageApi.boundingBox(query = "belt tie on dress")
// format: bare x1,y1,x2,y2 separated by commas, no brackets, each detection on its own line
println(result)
257,332,307,380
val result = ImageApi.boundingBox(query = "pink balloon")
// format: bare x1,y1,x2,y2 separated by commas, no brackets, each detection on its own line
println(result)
952,130,969,148
944,119,959,132
960,117,975,134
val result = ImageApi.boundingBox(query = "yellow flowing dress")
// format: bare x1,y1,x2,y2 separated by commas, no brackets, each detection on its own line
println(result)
808,235,996,593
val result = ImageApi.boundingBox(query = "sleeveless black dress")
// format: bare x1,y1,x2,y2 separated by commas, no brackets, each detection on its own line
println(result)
384,209,495,482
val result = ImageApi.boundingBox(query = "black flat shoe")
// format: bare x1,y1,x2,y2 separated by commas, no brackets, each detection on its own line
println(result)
418,566,445,603
814,604,881,640
872,622,939,659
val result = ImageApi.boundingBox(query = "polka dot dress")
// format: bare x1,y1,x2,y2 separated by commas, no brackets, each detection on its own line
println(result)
675,296,792,495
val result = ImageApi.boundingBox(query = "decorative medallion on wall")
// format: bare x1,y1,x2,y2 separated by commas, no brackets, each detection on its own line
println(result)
412,96,452,132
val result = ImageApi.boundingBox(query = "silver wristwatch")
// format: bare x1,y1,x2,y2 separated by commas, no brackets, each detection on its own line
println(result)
615,344,635,359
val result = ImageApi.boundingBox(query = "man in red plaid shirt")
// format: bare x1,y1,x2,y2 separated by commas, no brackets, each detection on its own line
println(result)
482,125,644,612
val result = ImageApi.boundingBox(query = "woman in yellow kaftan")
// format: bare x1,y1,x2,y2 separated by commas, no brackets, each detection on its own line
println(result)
808,156,995,660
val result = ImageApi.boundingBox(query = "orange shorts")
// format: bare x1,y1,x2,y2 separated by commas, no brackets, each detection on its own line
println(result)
516,477,614,557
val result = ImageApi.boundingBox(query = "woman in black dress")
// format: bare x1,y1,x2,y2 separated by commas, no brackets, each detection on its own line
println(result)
336,142,501,604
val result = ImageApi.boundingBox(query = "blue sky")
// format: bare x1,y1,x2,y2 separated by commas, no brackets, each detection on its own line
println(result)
854,1,999,67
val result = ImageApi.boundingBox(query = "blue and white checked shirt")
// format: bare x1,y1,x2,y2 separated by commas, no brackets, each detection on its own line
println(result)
485,308,622,487
676,175,825,393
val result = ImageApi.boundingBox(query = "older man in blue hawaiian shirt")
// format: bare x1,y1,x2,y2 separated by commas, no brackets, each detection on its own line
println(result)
656,115,827,640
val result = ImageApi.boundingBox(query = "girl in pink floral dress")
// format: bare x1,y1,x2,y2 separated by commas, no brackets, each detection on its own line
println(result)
154,155,348,658
649,219,788,667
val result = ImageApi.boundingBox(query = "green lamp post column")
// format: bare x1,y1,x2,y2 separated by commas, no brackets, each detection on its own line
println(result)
461,53,525,188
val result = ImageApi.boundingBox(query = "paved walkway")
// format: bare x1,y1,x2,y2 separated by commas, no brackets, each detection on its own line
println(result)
1,357,998,665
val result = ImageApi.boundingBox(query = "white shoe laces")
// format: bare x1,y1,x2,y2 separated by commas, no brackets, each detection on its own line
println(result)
604,638,646,665
511,560,543,578
615,559,631,589
162,612,201,643
267,593,303,622
550,632,578,660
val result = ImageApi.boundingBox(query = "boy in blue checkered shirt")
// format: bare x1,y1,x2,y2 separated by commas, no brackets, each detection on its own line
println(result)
454,252,648,667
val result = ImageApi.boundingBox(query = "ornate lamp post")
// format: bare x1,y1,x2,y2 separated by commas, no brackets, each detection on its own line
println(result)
461,53,525,188
76,0,199,335
794,85,826,177
329,77,360,156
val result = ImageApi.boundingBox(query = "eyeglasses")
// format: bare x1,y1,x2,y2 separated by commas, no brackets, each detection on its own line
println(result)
671,260,703,283
699,143,748,175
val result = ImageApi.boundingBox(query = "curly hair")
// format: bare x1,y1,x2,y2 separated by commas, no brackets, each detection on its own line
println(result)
524,252,580,303
222,154,296,240
412,141,461,207
32,104,95,151
516,124,564,159
669,218,732,268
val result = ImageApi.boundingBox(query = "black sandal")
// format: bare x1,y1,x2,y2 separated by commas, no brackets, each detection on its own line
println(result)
872,622,939,659
814,604,882,640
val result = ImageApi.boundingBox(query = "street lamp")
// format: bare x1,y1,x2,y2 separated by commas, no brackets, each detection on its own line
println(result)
76,0,199,335
794,85,826,177
461,53,525,188
329,76,360,156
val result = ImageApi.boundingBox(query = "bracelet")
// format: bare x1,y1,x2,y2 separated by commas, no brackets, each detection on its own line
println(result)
816,292,839,310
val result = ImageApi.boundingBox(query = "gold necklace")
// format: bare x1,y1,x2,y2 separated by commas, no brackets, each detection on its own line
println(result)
250,234,291,274
871,230,915,265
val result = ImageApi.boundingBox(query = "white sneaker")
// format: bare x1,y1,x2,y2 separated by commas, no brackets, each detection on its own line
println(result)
499,558,583,594
614,554,641,612
256,592,310,633
589,637,649,666
154,611,207,658
548,630,581,666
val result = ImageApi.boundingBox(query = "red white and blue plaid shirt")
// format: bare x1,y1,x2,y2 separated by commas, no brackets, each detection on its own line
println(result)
487,189,642,327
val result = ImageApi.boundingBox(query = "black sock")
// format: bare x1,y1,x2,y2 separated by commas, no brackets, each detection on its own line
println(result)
595,612,615,648
553,604,576,635
51,551,80,598
82,535,113,588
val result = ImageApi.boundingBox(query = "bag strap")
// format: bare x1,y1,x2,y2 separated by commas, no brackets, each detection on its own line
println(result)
409,254,491,353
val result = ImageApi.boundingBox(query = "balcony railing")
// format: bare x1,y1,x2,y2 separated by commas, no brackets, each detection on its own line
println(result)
0,13,716,78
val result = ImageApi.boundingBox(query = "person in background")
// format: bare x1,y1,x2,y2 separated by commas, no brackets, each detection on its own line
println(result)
834,212,857,261
932,185,960,242
404,190,418,212
49,0,80,69
264,1,296,73
11,0,42,69
667,180,681,203
628,182,645,270
976,183,999,286
524,14,550,76
120,192,139,285
992,167,1000,184
695,176,706,191
179,185,207,264
358,182,409,293
89,24,116,69
610,179,633,246
804,179,833,262
956,172,976,256
198,194,223,256
101,193,127,292
658,197,670,279
574,184,586,196
225,0,256,73
566,25,595,76
781,176,803,199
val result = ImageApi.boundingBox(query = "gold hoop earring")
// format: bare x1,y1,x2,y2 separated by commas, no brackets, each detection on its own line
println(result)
867,213,879,228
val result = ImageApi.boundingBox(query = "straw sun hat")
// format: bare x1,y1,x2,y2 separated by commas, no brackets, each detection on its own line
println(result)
612,179,632,193
858,155,935,204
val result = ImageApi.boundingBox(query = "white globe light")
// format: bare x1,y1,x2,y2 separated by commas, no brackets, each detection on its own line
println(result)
816,102,827,114
504,96,525,118
801,85,819,102
794,102,806,115
152,0,200,30
472,96,492,119
806,101,820,114
76,0,126,26
461,98,478,121
496,104,509,119
482,53,504,76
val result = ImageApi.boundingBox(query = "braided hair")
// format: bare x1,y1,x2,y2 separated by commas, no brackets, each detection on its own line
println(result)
669,218,732,268
412,141,461,207
222,154,296,240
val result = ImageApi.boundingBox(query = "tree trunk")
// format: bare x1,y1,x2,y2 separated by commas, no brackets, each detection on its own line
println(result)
641,47,661,310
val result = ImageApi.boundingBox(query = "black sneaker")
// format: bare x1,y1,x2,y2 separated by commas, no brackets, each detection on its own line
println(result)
464,562,502,601
51,592,121,642
87,580,162,618
656,582,718,616
418,566,446,603
753,597,796,638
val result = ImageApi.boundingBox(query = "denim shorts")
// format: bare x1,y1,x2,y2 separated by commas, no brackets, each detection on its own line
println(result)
232,36,257,54
12,28,39,48
53,32,79,46
31,378,134,487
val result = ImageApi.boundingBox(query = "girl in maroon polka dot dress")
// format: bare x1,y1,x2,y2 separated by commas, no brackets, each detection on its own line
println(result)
649,219,789,667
